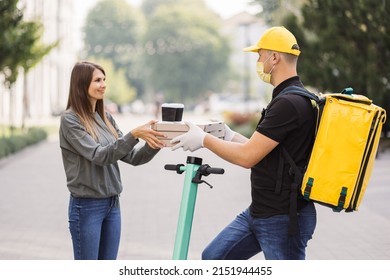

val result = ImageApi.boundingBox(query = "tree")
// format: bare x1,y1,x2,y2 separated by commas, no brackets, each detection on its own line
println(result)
251,0,390,136
83,0,145,96
0,0,57,132
142,0,231,104
142,0,205,16
0,0,55,88
297,0,390,134
90,57,136,111
249,0,304,25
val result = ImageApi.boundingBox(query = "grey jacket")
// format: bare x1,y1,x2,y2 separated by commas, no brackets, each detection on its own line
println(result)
59,109,159,198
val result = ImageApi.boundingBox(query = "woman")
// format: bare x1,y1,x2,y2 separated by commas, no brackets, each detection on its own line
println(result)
59,61,165,260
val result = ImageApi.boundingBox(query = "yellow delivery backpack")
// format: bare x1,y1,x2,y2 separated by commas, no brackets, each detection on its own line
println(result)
301,88,386,212
279,86,387,214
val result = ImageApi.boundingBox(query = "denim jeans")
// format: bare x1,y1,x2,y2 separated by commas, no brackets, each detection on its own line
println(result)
68,195,121,260
202,202,316,260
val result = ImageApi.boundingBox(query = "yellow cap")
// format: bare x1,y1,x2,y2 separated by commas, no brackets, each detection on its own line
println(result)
243,26,301,56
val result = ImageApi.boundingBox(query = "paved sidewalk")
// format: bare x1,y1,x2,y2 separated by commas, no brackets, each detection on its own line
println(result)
0,114,389,260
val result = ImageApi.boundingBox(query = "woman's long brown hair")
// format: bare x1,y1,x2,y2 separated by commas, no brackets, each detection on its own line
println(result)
66,61,118,141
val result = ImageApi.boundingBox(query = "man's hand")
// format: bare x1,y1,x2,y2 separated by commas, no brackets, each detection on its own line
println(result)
223,123,236,141
171,121,206,152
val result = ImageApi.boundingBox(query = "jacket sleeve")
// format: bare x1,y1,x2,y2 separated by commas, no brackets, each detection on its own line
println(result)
120,142,160,166
60,112,139,166
106,112,160,166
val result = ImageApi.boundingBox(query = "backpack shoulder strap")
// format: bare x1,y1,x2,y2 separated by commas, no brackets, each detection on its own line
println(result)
272,85,319,193
272,85,320,235
282,148,304,235
278,85,320,102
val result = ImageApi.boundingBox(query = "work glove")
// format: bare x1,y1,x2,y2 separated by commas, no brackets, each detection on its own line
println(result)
171,121,206,152
223,123,236,141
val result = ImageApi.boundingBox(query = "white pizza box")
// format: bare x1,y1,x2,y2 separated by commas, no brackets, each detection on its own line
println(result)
152,121,225,147
152,121,189,132
157,129,225,140
198,121,225,133
152,121,225,133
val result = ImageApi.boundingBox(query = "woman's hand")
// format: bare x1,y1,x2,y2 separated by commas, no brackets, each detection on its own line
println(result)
131,120,166,149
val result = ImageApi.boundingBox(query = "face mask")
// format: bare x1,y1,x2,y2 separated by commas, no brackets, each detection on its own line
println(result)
256,55,275,84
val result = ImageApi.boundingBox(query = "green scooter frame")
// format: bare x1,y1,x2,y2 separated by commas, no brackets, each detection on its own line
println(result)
165,156,224,260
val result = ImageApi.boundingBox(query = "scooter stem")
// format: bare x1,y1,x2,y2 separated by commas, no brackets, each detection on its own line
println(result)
172,156,202,260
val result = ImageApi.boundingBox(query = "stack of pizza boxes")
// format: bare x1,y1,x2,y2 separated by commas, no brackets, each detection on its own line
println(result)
152,121,226,147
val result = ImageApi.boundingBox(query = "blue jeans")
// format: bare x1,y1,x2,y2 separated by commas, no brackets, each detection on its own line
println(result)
202,202,316,260
68,195,121,260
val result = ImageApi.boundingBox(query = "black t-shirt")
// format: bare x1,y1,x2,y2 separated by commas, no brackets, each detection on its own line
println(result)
249,76,316,218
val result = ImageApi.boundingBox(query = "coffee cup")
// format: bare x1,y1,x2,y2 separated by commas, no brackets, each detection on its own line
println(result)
161,103,184,122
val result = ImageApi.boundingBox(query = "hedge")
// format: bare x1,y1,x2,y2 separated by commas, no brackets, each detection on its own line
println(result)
0,127,48,159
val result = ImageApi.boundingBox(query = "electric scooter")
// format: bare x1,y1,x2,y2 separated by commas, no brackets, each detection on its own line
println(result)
164,156,224,260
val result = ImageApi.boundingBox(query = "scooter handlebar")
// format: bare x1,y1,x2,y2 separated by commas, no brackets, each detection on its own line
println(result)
205,167,224,175
164,164,178,171
164,164,185,174
164,163,224,175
